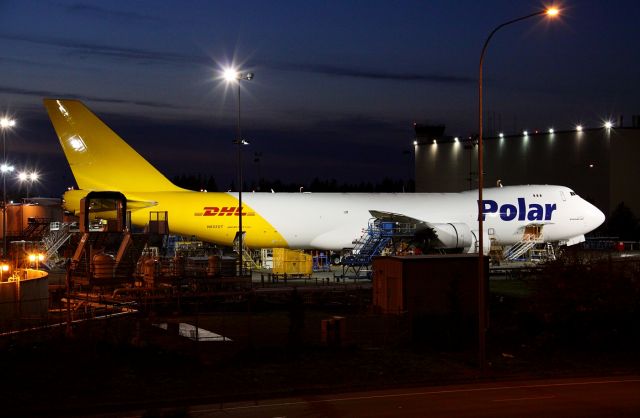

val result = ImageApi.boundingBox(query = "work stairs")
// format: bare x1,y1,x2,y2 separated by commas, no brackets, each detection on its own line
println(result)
342,219,415,269
242,249,261,271
42,222,73,269
503,237,542,261
69,232,148,283
23,217,52,240
232,233,261,273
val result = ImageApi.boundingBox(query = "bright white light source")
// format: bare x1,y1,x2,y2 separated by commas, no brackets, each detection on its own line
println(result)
498,133,504,138
454,137,459,142
0,117,16,128
548,128,554,134
223,68,238,82
0,164,14,173
413,140,418,146
29,172,39,181
523,130,528,136
604,121,613,129
69,135,87,152
576,125,583,132
56,100,69,118
432,139,437,144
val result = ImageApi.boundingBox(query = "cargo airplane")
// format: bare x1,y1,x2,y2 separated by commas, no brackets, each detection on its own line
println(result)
44,99,605,255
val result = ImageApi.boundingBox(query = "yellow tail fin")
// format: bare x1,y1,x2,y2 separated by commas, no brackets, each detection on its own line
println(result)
44,99,183,192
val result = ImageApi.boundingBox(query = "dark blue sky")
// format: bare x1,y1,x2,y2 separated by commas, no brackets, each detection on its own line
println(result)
0,0,638,195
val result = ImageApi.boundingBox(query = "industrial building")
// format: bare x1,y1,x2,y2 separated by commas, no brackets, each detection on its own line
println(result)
414,122,640,219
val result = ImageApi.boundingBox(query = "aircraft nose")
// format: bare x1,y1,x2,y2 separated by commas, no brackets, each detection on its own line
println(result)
587,202,606,230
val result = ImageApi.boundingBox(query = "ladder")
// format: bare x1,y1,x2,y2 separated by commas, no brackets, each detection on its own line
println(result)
42,222,73,268
503,238,539,261
342,219,416,275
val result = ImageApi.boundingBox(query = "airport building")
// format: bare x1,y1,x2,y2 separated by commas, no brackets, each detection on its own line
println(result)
414,122,640,219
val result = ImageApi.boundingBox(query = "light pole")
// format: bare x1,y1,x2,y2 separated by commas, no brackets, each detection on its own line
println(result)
0,117,15,259
223,68,254,277
476,6,559,373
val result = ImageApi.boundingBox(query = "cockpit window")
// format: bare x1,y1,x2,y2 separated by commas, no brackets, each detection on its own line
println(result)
570,192,576,196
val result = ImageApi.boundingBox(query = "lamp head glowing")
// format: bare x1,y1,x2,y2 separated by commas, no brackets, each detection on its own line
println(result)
0,164,14,173
223,68,239,82
576,124,583,132
546,7,559,16
29,172,39,182
604,121,613,129
0,117,16,129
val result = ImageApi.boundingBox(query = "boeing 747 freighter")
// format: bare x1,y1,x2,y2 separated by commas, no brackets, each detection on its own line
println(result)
44,99,605,255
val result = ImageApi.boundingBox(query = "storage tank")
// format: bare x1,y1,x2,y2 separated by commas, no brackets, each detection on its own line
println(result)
92,253,115,280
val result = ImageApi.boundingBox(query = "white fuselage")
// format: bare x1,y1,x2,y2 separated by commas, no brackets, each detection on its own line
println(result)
122,184,605,251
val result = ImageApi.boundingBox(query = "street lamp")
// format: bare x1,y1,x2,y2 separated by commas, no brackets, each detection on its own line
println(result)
223,67,254,277
18,171,39,199
28,253,45,271
1,117,16,259
476,6,559,373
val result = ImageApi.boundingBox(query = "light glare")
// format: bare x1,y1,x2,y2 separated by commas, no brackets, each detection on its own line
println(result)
546,7,559,16
576,125,583,132
223,68,239,82
0,117,16,128
604,121,613,129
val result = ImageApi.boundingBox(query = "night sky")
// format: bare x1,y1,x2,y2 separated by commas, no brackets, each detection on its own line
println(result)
0,0,638,196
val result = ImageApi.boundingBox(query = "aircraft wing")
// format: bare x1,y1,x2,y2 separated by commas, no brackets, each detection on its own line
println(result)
368,210,429,229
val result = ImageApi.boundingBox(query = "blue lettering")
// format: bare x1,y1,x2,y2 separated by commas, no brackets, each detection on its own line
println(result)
500,204,517,221
480,198,557,222
517,197,526,221
544,203,557,220
527,204,544,221
480,200,498,221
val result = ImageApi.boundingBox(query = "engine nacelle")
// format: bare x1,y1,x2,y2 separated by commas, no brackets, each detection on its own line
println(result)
429,223,490,255
468,229,491,255
429,222,474,250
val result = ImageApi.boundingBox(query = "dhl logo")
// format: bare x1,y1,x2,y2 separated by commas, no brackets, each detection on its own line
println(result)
200,207,255,217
